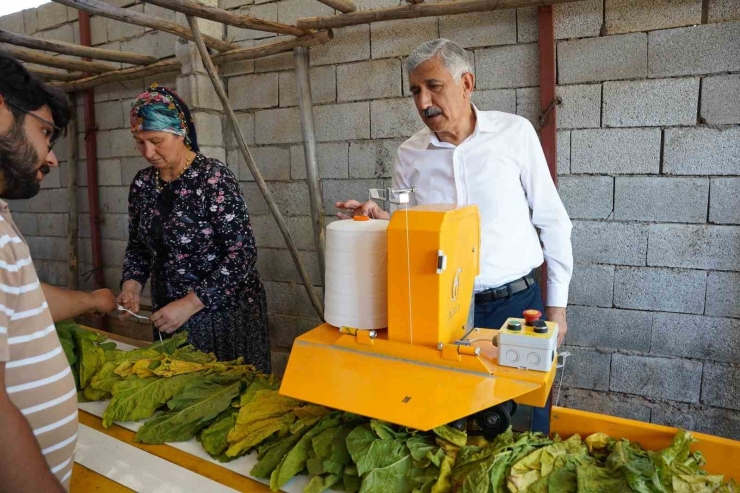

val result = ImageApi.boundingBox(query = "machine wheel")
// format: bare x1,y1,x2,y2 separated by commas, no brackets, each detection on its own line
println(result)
474,400,518,440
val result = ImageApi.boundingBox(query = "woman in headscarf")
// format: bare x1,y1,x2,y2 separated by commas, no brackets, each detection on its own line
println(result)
116,84,271,373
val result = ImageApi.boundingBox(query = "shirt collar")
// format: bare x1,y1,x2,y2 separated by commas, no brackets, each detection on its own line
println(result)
426,104,493,148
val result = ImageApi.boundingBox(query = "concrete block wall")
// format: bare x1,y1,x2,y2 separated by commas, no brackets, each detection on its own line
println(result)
1,0,739,438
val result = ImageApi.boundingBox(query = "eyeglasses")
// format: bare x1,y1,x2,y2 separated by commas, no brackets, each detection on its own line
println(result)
5,101,63,151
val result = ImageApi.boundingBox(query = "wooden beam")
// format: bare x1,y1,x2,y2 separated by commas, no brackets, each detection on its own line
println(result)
52,0,238,52
186,14,325,320
0,44,117,73
0,29,158,65
27,67,86,82
297,0,584,29
51,30,333,92
315,0,357,13
144,0,309,37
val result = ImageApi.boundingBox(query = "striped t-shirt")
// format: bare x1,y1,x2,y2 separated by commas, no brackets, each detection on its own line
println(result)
0,200,77,490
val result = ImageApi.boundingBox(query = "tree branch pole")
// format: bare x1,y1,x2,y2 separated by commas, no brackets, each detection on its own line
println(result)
185,15,325,320
28,67,86,82
293,47,326,291
67,92,79,291
0,44,117,73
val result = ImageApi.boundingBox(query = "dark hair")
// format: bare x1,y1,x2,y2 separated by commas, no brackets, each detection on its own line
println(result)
0,55,71,133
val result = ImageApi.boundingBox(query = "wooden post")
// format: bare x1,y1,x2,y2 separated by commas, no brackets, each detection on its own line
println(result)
294,47,326,291
0,44,117,73
296,0,584,29
0,28,158,65
52,0,238,52
67,92,79,291
28,67,86,82
185,15,325,320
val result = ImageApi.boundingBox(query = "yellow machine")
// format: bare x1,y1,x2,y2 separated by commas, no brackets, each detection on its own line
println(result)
280,199,557,434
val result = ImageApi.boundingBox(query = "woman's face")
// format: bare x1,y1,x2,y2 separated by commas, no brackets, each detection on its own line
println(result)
132,131,186,169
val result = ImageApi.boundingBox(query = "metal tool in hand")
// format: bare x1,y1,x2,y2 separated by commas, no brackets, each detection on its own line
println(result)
117,304,162,344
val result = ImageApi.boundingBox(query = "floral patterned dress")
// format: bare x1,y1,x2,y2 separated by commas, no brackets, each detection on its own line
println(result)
122,154,271,373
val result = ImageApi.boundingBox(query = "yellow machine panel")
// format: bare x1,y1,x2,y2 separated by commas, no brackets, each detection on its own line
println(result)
387,205,480,347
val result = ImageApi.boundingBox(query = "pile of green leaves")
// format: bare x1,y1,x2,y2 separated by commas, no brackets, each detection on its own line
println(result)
57,322,738,493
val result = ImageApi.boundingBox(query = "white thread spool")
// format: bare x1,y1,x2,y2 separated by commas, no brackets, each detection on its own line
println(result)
324,216,388,330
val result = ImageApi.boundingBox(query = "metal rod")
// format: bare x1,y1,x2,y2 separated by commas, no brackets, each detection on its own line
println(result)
294,47,326,291
67,92,79,291
186,15,325,320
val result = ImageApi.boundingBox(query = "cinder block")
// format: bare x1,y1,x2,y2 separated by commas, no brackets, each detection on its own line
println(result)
615,177,709,223
95,101,125,131
279,66,336,107
476,43,539,90
228,73,278,110
119,31,159,60
708,0,740,22
706,271,740,319
651,403,740,442
568,263,614,308
254,37,296,73
100,214,129,241
225,112,255,149
710,178,740,225
251,215,317,250
610,353,702,403
90,15,107,45
311,25,370,66
26,236,68,262
97,159,123,187
664,127,740,176
349,139,401,179
557,130,570,175
571,128,660,174
558,33,647,84
648,22,740,77
371,18,439,59
240,182,269,215
101,238,128,268
109,129,139,158
572,220,647,266
516,87,540,130
227,3,277,41
239,146,291,181
13,213,39,237
98,186,130,214
106,6,146,42
614,266,706,314
42,261,68,287
337,59,401,102
291,143,349,180
439,10,516,48
258,248,321,286
268,314,321,349
471,90,516,114
321,179,383,213
109,80,144,102
560,388,651,422
222,0,255,9
648,224,740,271
40,166,61,189
120,157,149,185
192,113,223,147
702,363,740,411
270,350,290,378
517,0,604,42
264,280,322,319
256,181,309,216
28,188,67,213
567,305,652,351
256,107,302,144
701,75,740,125
176,74,222,112
316,102,370,142
36,2,68,30
143,2,177,22
603,78,699,127
370,99,421,139
651,313,740,364
605,0,701,35
557,84,601,129
558,176,613,220
23,9,38,35
41,23,75,45
277,0,333,25
516,8,538,43
560,347,611,391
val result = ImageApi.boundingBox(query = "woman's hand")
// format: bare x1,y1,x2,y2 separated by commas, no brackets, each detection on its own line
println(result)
116,280,143,321
151,292,204,334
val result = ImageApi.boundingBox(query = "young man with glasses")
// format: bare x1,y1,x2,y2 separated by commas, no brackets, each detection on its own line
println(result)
0,54,117,491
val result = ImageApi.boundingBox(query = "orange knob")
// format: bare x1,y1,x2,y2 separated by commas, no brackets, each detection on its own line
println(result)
523,309,542,324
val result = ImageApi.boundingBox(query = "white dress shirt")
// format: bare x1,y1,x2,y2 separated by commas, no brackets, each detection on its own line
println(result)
391,106,573,307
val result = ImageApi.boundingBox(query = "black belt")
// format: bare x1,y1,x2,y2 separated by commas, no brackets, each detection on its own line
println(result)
475,274,536,304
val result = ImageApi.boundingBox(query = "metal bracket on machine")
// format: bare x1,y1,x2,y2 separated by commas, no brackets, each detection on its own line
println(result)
368,187,416,205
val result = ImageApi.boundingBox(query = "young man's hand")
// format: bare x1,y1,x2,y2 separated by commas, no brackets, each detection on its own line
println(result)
89,288,116,315
545,306,567,347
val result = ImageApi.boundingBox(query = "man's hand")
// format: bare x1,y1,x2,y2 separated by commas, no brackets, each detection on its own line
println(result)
151,292,204,334
116,280,143,321
545,306,567,347
335,200,390,220
89,288,116,315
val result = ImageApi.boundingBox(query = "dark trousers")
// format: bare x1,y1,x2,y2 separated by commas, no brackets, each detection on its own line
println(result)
473,280,552,434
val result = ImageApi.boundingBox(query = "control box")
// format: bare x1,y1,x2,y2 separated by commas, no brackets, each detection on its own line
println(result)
497,317,558,372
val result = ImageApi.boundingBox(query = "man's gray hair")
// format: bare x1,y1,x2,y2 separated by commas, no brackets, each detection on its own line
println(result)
405,39,473,80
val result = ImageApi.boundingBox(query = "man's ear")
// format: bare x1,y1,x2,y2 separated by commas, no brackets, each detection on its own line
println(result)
462,72,475,99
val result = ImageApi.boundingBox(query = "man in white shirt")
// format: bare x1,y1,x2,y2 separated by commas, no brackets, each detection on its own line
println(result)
337,39,572,344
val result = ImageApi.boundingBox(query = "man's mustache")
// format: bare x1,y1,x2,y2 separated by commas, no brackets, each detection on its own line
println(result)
422,107,442,118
